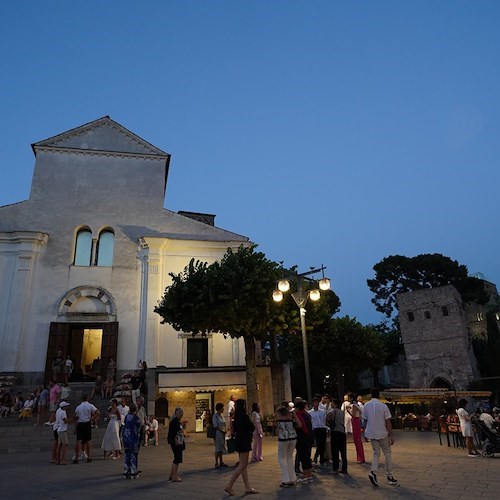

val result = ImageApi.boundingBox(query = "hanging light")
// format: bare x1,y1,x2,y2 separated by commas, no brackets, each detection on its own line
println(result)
278,279,290,292
309,289,321,301
319,278,330,291
273,290,284,302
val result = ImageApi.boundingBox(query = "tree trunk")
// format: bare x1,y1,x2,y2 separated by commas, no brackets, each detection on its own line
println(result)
243,335,258,409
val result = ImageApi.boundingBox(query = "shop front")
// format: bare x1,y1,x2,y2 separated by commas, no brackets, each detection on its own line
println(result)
154,367,247,433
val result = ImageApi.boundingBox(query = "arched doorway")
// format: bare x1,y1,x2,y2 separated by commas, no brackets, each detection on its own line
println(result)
44,286,118,382
430,377,452,390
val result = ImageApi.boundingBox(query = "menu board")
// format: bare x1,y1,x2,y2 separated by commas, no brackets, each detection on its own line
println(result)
196,397,210,420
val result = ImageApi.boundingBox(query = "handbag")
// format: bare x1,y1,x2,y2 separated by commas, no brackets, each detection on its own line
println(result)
226,435,237,453
207,424,217,439
174,430,185,446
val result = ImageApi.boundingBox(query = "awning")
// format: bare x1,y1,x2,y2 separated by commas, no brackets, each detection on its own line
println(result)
160,385,247,393
158,369,246,393
381,388,492,404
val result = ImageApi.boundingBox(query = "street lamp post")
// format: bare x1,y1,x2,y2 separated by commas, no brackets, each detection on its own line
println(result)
273,266,330,405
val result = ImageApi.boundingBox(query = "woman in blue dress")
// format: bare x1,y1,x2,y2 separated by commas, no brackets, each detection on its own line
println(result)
122,403,141,479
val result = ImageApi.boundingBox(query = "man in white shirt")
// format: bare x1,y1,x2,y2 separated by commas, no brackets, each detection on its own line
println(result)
73,394,99,464
145,415,159,446
55,401,70,464
308,396,328,466
364,388,398,487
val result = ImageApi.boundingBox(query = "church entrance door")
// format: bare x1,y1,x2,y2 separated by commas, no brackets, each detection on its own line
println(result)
44,322,118,382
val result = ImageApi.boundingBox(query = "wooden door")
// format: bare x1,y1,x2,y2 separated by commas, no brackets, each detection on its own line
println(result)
44,323,70,382
100,321,119,378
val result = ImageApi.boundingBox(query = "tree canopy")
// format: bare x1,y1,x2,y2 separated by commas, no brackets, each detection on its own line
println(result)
367,253,487,319
155,245,282,406
285,315,387,398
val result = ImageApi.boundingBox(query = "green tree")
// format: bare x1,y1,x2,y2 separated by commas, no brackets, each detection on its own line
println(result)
367,253,487,320
286,316,387,398
155,245,284,406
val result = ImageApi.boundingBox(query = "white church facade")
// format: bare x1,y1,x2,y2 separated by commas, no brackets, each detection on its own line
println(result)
0,116,268,429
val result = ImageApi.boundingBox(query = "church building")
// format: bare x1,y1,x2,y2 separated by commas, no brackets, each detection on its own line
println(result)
0,116,270,431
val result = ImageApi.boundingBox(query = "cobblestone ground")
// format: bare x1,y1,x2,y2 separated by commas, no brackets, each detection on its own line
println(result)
1,430,499,499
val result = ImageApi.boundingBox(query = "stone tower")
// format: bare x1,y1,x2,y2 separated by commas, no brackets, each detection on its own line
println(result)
397,285,479,390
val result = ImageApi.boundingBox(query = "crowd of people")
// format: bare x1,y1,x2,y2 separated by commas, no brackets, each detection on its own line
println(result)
12,378,500,491
0,380,71,425
198,387,398,495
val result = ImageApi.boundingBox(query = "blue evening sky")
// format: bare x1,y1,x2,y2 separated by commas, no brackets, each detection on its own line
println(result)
1,1,499,325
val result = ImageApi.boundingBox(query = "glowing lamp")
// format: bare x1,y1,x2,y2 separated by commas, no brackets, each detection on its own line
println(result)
309,289,321,301
319,278,330,291
278,280,290,292
273,290,284,302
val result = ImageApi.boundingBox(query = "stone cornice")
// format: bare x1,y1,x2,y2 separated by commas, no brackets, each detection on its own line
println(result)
0,231,49,246
33,145,169,161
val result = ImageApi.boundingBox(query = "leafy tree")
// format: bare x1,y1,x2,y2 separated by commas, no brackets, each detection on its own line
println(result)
286,316,387,398
367,253,487,320
155,245,286,406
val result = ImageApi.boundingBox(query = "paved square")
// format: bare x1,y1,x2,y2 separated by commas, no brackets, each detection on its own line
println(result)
1,430,499,499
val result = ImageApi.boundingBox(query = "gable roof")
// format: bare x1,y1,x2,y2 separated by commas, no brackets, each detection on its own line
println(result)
31,116,170,159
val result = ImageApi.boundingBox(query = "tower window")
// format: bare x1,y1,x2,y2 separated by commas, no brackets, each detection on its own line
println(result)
407,312,414,322
442,307,449,317
424,311,431,319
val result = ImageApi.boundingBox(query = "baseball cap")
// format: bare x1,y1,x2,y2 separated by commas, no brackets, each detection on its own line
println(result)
59,401,70,408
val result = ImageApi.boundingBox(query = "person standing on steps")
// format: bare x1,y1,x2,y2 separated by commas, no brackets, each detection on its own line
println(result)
364,388,398,487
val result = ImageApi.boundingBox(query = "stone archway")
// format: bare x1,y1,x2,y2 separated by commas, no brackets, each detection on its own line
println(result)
430,376,452,390
58,285,117,322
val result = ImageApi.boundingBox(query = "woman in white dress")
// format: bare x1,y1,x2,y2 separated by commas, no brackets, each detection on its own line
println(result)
101,399,122,459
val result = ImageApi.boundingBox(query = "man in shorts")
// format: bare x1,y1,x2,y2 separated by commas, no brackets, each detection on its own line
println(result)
55,401,70,464
73,394,99,464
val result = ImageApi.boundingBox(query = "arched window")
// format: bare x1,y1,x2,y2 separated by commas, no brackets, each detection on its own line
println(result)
96,230,115,266
74,229,92,266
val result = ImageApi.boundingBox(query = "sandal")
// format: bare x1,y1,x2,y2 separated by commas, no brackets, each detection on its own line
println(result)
224,487,235,496
245,489,259,494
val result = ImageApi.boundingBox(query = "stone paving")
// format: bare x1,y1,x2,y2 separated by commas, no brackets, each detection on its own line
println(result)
1,430,499,499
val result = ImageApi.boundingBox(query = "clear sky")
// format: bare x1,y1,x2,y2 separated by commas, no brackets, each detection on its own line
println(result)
1,1,499,325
